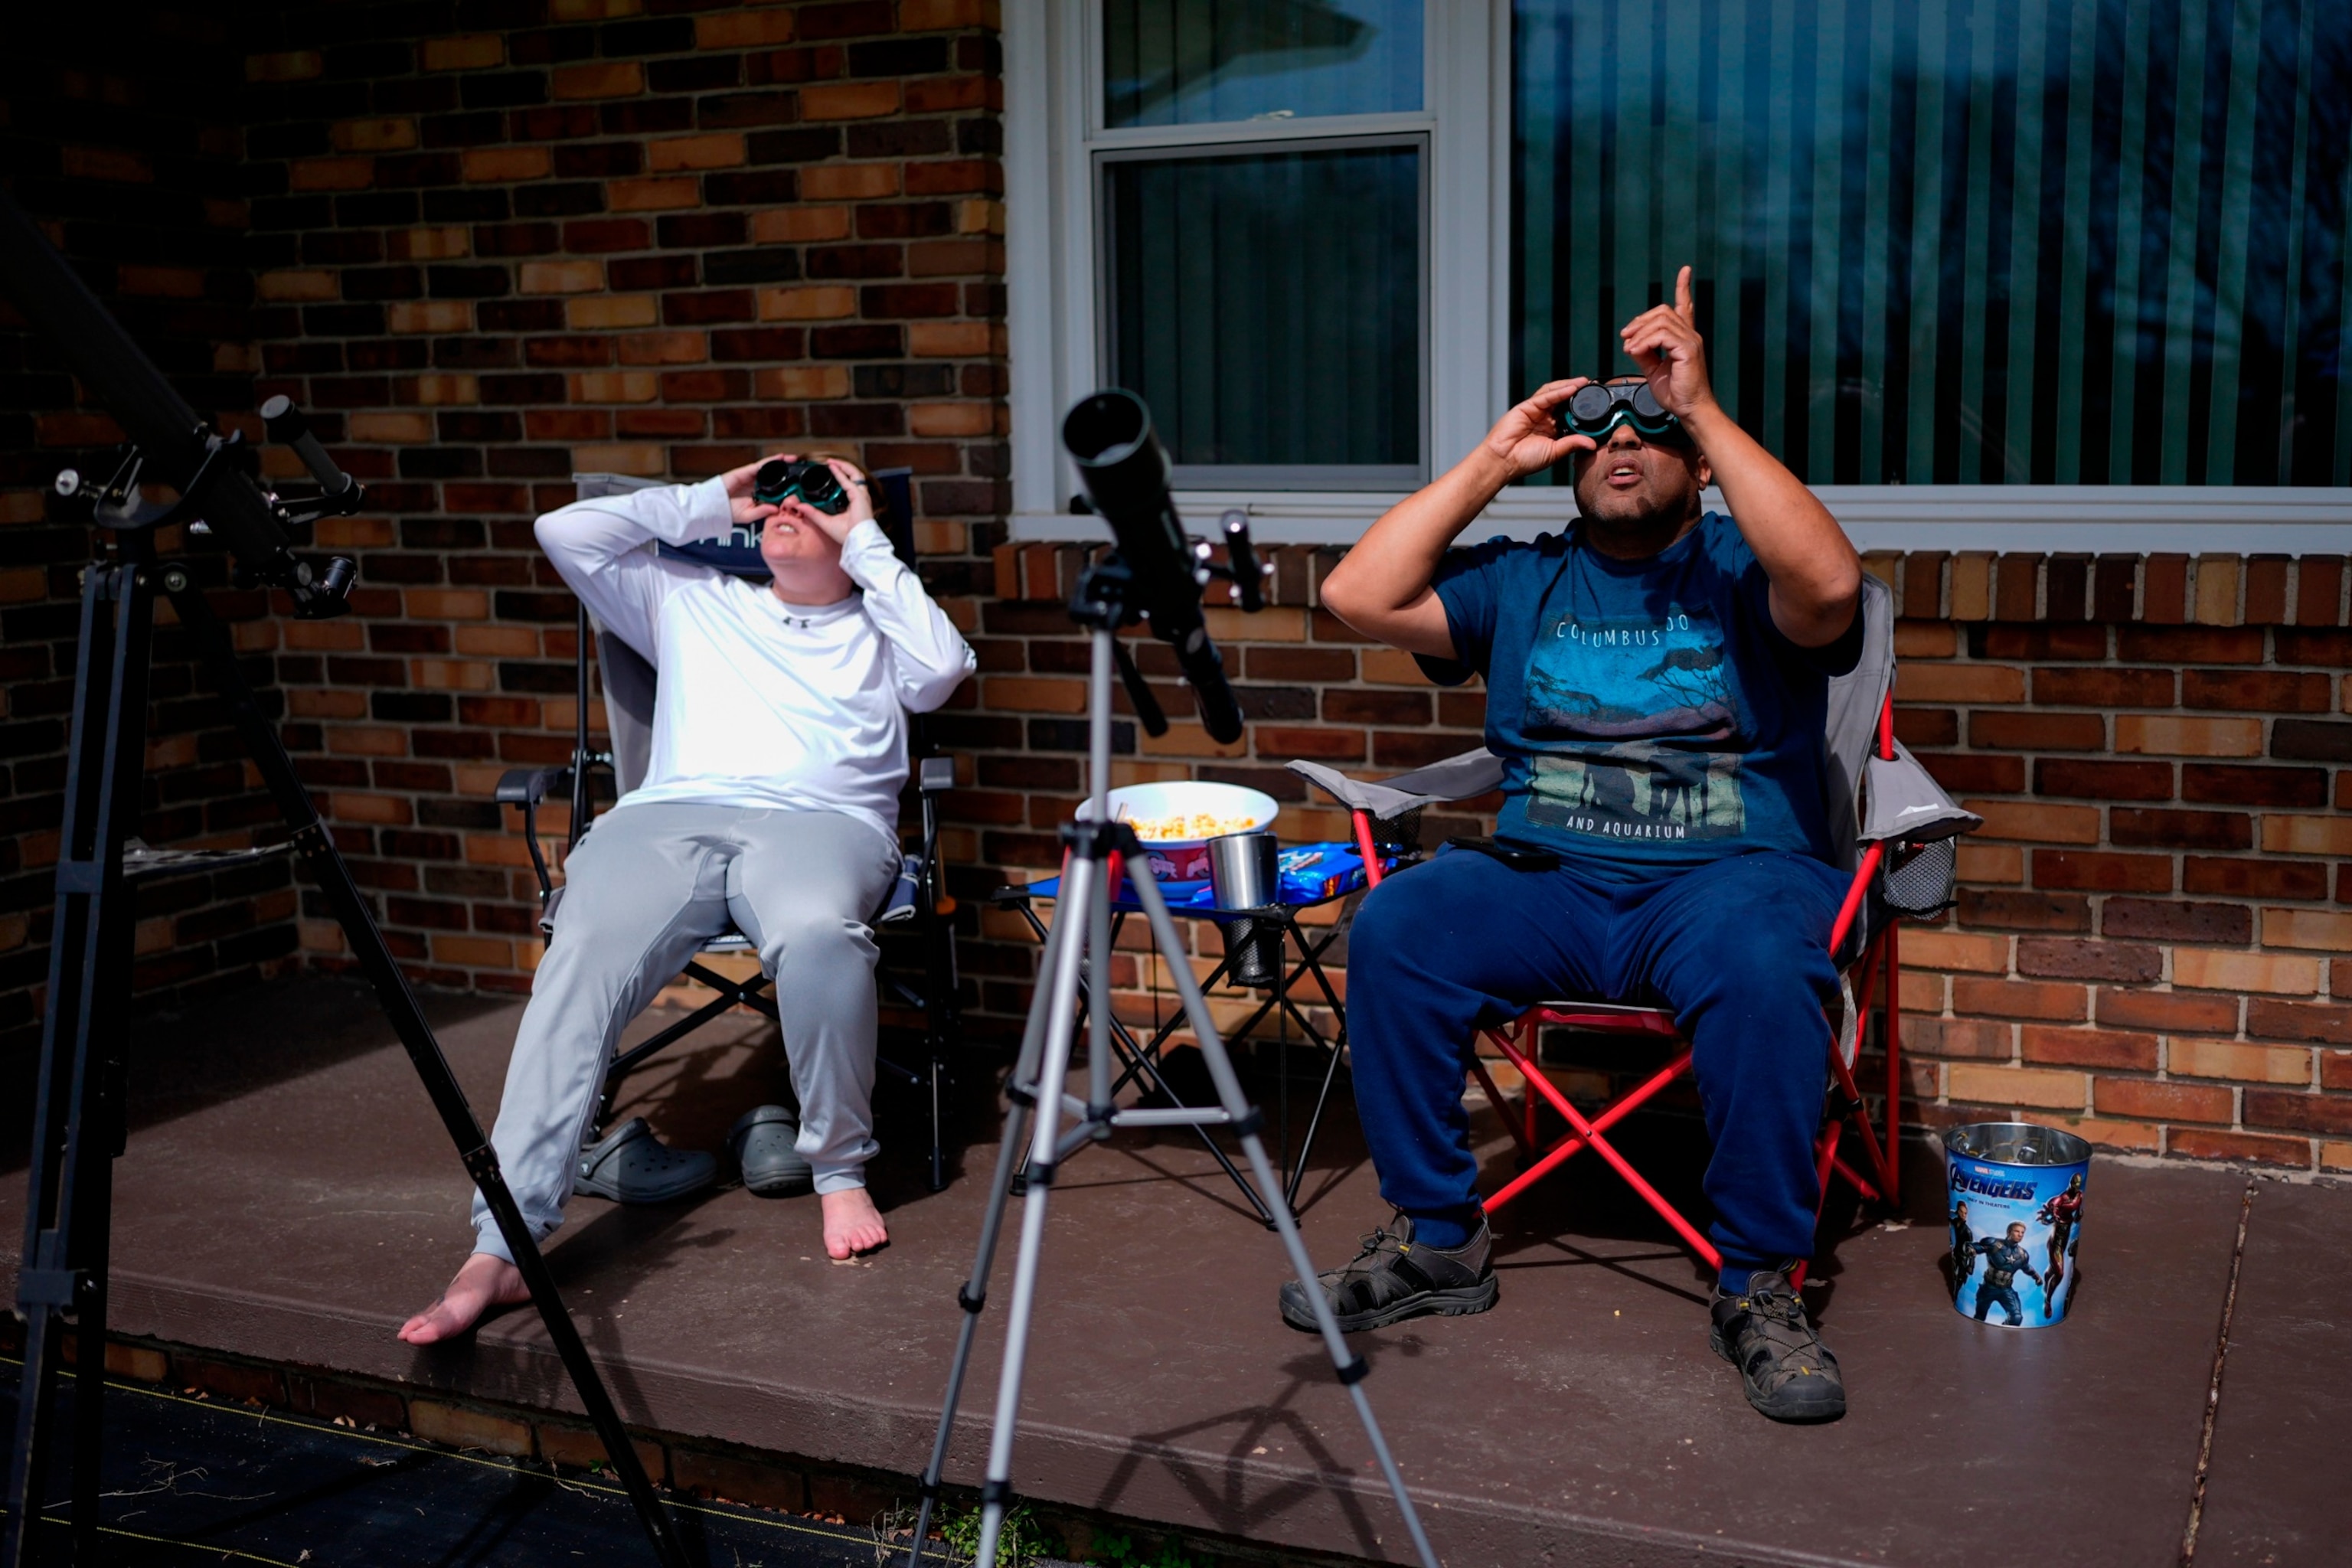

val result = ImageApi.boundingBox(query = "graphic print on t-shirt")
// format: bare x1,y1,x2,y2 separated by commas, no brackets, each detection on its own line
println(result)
1521,607,1750,842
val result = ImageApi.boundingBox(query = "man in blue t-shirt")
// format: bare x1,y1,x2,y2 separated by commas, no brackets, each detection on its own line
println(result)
1282,269,1865,1423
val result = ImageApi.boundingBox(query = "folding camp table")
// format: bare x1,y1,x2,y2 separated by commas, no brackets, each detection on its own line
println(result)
993,841,1381,1220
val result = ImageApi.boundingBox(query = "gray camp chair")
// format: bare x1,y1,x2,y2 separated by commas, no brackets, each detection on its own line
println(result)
1289,573,1978,1270
498,469,962,1191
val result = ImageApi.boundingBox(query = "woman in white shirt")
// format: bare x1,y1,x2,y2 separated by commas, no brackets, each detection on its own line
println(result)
400,454,974,1344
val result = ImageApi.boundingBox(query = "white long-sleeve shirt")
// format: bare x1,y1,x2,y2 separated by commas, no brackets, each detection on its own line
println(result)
534,477,975,848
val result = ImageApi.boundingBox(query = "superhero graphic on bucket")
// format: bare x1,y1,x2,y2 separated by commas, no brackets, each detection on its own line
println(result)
1971,1223,2042,1326
1946,1124,2090,1328
1948,1199,1976,1289
2038,1174,2085,1318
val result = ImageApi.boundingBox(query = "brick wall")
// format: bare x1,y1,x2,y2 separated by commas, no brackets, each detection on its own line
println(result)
5,2,2347,1179
0,8,299,1057
224,0,1008,992
982,544,2352,1175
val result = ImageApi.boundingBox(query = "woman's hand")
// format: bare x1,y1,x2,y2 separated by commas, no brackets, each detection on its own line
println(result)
717,455,782,529
1479,377,1598,480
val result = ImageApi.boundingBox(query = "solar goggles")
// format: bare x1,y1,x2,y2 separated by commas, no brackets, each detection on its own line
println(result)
1555,380,1690,447
752,456,851,515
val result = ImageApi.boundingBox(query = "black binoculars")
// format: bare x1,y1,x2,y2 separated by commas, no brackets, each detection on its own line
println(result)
753,456,851,514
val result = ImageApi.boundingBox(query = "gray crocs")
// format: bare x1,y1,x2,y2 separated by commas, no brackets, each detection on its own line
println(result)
729,1105,814,1197
575,1117,718,1204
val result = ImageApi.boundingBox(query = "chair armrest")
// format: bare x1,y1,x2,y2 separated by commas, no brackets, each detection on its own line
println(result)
918,753,956,794
1287,748,1504,815
496,766,573,807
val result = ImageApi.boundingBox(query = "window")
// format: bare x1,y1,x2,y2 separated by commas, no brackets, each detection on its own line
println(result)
1009,2,2351,545
1006,0,1502,531
1514,0,2352,489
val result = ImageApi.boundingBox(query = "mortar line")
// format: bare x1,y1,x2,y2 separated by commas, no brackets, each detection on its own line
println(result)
2178,1177,2256,1566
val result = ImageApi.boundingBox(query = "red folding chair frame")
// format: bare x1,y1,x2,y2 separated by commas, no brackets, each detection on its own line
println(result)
1347,695,1909,1278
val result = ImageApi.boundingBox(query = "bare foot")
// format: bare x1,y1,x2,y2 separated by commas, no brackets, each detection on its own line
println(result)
820,1187,889,1259
398,1253,530,1344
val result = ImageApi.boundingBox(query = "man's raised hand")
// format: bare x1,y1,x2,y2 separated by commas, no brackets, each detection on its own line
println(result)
1620,266,1717,420
1481,377,1598,479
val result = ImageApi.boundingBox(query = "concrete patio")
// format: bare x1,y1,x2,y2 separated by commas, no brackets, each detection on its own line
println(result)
2,977,2341,1566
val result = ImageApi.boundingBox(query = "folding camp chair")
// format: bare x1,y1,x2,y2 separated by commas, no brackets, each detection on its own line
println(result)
498,468,964,1191
1291,574,1978,1271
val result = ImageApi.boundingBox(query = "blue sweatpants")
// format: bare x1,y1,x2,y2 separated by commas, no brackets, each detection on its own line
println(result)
1344,846,1851,1282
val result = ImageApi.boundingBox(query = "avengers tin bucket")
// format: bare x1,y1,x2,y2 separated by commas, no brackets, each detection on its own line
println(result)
1942,1122,2092,1328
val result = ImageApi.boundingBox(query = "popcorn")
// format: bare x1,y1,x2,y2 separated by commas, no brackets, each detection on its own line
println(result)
1119,809,1263,844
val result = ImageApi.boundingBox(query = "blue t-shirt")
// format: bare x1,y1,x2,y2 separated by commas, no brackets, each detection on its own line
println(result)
1430,513,1858,883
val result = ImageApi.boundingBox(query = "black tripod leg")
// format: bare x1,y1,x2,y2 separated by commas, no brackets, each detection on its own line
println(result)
160,570,690,1568
6,560,152,1568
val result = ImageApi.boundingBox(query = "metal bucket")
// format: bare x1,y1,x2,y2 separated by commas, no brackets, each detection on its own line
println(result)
1942,1122,2092,1328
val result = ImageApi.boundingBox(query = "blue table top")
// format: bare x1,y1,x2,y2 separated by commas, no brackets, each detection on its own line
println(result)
1016,840,1383,916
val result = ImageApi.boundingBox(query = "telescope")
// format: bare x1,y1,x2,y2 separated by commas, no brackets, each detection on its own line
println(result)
1060,389,1266,743
0,190,358,616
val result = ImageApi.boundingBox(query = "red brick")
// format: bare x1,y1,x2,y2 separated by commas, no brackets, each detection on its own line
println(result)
2118,625,2267,662
2096,988,2240,1034
178,1356,286,1405
2092,1077,2234,1124
1955,890,2092,933
2032,851,2173,893
2021,1024,2158,1071
2017,938,2162,984
1953,977,2089,1021
2246,1000,2352,1046
2032,667,2176,707
2183,669,2335,710
2167,1129,2311,1167
2034,758,2173,800
1978,623,2107,661
1904,1016,2012,1059
2101,897,2253,943
2181,858,2330,901
2242,1089,2352,1137
2180,763,2328,807
2109,808,2252,851
2275,629,2352,665
1969,710,2105,750
1922,753,2025,793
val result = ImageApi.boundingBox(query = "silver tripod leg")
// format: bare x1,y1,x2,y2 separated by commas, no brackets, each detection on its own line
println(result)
969,843,1439,1568
899,897,1070,1566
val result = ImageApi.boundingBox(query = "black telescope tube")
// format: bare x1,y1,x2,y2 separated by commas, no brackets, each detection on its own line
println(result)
0,188,308,587
1061,390,1244,743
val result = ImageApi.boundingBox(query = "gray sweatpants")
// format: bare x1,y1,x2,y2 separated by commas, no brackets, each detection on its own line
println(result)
471,804,900,1262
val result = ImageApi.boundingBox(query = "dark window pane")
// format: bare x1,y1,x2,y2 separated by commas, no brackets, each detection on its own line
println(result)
1105,0,1423,128
1512,0,2352,486
1106,144,1423,479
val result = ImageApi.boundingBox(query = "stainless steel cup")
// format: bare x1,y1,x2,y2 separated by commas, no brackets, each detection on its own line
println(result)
1207,831,1282,987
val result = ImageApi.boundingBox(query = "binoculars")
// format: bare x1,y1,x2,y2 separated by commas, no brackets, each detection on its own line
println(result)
753,456,851,515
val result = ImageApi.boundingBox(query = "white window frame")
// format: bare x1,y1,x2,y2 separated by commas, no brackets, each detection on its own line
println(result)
1004,1,2352,554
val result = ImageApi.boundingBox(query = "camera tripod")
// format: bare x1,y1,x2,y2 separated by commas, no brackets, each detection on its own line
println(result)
0,188,689,1567
900,558,1439,1568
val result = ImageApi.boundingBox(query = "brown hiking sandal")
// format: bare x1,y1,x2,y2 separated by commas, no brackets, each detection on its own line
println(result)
1278,1212,1499,1334
1709,1265,1847,1423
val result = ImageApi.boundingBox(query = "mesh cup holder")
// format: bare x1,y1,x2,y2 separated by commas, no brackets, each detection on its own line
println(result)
1368,806,1423,856
1221,916,1285,988
1884,835,1958,918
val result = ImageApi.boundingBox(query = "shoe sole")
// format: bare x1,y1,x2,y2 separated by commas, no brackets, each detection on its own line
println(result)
1281,1275,1499,1334
742,1168,814,1198
1709,1324,1847,1423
